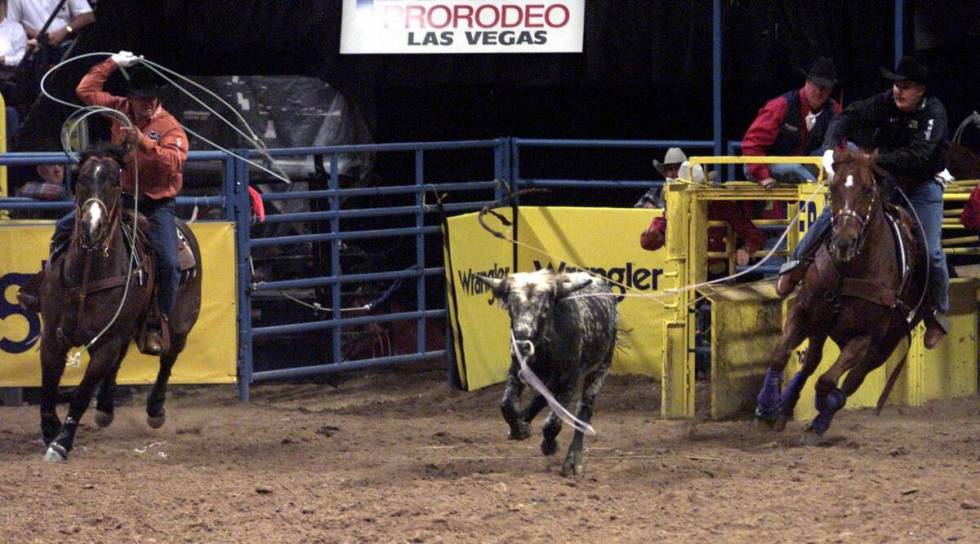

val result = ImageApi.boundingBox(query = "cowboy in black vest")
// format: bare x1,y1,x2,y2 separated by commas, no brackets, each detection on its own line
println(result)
775,56,951,349
742,57,842,189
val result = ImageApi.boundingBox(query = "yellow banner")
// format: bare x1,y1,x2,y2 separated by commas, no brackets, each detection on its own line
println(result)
444,207,678,391
0,221,237,386
443,208,515,391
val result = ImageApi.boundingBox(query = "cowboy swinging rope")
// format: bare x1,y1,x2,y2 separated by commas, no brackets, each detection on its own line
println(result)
39,52,298,364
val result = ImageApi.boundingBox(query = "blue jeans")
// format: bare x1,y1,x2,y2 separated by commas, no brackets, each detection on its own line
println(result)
770,163,817,183
54,197,179,318
790,180,949,315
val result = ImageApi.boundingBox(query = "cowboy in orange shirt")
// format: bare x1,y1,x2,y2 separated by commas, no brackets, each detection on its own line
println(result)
19,51,188,354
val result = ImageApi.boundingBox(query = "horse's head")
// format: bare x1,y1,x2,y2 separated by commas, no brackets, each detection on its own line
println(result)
828,148,882,262
75,144,127,248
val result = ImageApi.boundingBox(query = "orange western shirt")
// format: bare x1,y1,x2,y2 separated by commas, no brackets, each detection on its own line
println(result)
76,59,188,199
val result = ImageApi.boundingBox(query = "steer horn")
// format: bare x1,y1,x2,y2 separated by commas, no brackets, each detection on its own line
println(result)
474,274,506,297
557,275,593,297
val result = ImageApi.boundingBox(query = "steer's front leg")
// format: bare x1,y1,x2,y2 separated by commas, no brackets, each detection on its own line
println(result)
501,360,530,440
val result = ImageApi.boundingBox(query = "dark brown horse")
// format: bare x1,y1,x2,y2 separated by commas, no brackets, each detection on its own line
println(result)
755,149,926,441
38,145,202,461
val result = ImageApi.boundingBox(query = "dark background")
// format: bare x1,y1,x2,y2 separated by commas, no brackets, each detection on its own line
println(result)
19,0,980,154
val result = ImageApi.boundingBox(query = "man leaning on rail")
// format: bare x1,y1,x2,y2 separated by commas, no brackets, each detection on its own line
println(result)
741,57,842,189
775,56,952,349
18,50,188,355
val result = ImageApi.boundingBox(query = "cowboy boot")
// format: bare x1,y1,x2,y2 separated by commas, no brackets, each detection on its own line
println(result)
142,315,171,356
923,310,949,350
775,259,808,298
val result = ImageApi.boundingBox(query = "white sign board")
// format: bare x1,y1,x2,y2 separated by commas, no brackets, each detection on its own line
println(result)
340,0,586,54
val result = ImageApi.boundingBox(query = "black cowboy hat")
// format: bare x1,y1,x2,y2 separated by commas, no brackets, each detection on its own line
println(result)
124,65,166,98
880,56,928,85
794,57,837,87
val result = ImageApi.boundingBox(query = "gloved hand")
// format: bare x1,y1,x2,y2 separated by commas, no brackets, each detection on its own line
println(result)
111,50,140,68
821,148,836,180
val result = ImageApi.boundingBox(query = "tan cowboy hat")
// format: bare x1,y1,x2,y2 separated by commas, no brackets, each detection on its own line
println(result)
652,147,688,176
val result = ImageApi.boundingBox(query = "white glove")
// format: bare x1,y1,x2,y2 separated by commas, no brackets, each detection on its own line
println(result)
111,50,139,68
821,148,836,181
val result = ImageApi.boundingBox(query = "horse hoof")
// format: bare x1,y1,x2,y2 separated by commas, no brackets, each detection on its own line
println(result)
43,444,67,462
772,414,789,433
799,431,826,447
95,410,114,428
541,438,558,456
147,410,166,429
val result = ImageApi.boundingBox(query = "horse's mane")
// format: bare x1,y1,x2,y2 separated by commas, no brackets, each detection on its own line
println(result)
832,148,888,182
79,142,128,166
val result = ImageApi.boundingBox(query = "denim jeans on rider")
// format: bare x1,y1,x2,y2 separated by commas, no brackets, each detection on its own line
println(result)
789,179,949,315
53,197,180,318
770,163,818,183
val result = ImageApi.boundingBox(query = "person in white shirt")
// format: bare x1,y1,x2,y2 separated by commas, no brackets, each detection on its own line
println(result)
7,0,93,49
0,0,27,67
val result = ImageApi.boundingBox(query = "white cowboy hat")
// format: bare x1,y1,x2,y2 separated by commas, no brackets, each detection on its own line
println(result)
652,147,688,176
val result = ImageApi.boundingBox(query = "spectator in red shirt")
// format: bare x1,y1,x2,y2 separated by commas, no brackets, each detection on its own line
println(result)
742,57,842,190
962,183,980,232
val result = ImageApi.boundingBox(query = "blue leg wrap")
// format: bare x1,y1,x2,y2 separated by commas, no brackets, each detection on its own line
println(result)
755,368,783,419
779,371,807,414
809,388,846,436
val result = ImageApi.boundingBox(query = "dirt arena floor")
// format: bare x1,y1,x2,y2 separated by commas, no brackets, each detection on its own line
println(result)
0,369,978,543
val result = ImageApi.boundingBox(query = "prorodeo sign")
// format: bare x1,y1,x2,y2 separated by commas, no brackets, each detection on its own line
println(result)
340,0,586,54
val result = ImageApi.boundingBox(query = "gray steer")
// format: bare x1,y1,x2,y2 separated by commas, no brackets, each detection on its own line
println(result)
476,269,618,476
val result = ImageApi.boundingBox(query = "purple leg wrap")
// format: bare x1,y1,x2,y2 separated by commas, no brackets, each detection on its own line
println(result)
809,388,846,435
755,368,783,419
778,371,807,414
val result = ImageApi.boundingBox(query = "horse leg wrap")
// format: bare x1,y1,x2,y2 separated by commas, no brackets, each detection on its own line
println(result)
809,388,846,436
755,368,782,419
778,371,807,415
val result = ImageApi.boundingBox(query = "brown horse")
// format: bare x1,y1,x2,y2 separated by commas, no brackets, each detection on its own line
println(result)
38,144,202,461
755,149,926,441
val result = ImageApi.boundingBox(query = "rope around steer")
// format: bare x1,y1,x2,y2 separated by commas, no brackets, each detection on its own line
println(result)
510,332,596,436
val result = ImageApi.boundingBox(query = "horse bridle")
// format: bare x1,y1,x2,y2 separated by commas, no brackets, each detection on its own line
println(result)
829,174,879,260
76,195,121,252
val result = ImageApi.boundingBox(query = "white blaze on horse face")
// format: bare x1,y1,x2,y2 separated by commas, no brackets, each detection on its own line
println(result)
85,200,103,236
844,174,855,188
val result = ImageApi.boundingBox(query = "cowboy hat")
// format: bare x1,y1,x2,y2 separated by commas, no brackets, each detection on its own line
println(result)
125,65,166,98
652,147,688,176
880,56,928,85
794,57,837,88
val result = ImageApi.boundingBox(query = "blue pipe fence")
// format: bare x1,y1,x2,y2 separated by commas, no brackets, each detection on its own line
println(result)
0,139,700,401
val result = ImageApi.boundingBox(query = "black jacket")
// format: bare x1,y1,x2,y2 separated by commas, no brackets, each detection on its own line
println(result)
822,90,948,186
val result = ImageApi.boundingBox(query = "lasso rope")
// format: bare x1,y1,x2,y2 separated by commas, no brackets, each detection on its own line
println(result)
510,333,596,436
479,177,829,309
40,51,293,365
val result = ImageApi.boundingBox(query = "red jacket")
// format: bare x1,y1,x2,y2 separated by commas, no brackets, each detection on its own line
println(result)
962,184,980,231
742,87,842,182
640,201,765,256
76,59,188,199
